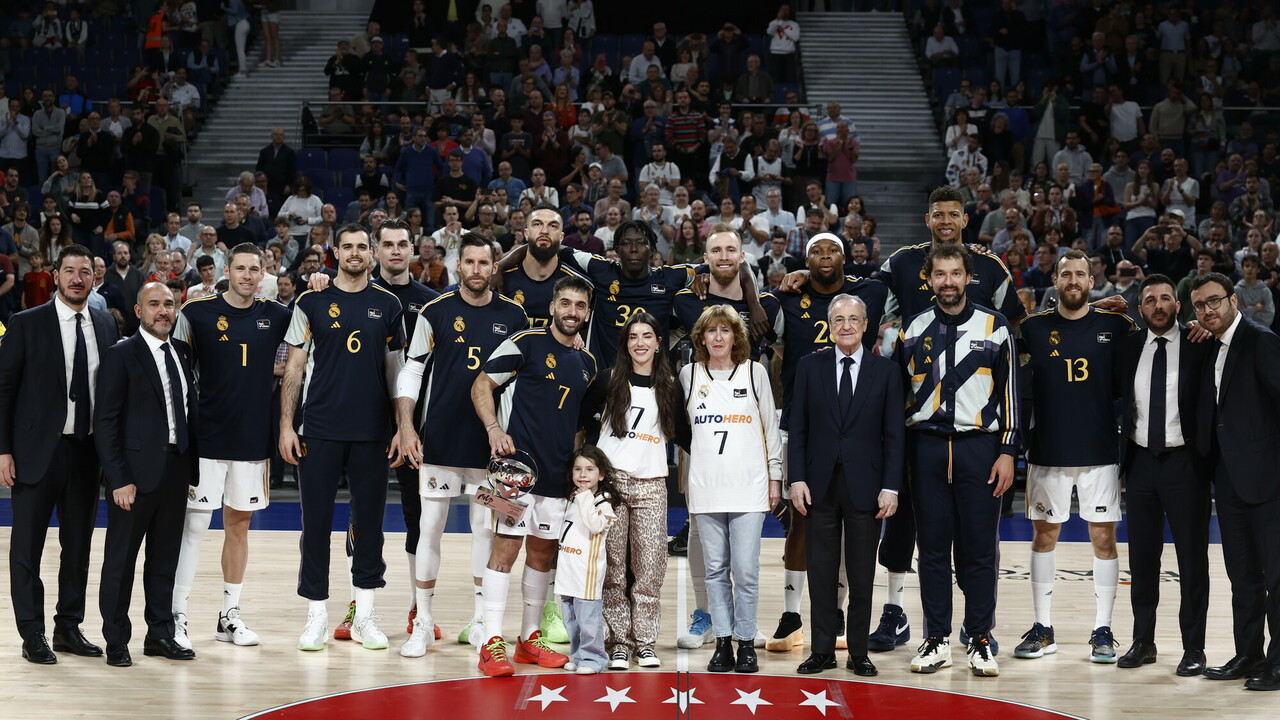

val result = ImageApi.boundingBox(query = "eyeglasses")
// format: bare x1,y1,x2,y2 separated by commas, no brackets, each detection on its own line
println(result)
1191,295,1228,314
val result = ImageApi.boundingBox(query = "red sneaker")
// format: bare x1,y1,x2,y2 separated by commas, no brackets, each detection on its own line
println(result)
478,636,516,677
333,601,355,640
514,630,569,668
407,605,443,639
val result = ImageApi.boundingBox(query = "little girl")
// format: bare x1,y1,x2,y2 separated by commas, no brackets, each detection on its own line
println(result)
558,446,619,674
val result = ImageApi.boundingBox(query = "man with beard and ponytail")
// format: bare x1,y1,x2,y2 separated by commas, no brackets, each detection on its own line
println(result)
757,231,890,655
1015,248,1134,664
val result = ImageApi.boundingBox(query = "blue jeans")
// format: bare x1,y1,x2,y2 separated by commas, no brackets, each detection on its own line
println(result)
404,191,435,232
561,595,606,671
35,148,59,183
1124,215,1156,244
695,511,764,641
824,180,858,210
994,48,1021,91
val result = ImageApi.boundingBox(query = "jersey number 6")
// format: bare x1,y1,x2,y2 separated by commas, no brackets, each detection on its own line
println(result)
346,330,362,354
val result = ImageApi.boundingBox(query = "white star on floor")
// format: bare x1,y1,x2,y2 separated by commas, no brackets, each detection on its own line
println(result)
798,689,842,716
594,686,637,712
730,688,773,715
662,687,705,711
527,684,569,710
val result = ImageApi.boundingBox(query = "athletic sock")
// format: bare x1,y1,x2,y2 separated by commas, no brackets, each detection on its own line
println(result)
545,567,557,601
354,588,375,620
473,583,485,620
836,562,848,616
783,569,806,615
173,510,213,615
1093,557,1119,629
1030,550,1056,627
407,553,417,608
469,501,494,581
414,587,435,625
308,600,326,616
521,567,551,639
346,556,356,602
222,582,243,613
886,571,907,610
416,497,449,585
482,568,510,642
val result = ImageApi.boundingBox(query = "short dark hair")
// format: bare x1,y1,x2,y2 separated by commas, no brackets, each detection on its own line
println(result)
1242,253,1262,267
612,219,654,247
229,242,263,262
460,231,497,260
55,243,94,270
299,247,322,263
1190,271,1234,297
1138,273,1175,297
530,202,560,218
928,185,966,206
374,217,412,245
1053,247,1089,275
923,241,973,277
553,274,594,303
335,222,369,245
195,255,216,269
1195,248,1216,261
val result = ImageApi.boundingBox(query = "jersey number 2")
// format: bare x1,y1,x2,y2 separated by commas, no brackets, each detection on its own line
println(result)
813,320,830,344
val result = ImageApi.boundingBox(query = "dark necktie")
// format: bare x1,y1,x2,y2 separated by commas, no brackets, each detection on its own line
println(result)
840,356,855,422
1148,336,1167,455
162,342,189,453
71,312,90,439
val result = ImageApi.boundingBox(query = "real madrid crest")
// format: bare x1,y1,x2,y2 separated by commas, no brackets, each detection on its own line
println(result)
513,290,525,304
427,478,437,490
328,303,341,318
609,279,620,295
545,353,557,369
697,384,709,399
453,316,466,332
1049,330,1060,345
923,336,933,352
799,294,811,309
216,315,229,331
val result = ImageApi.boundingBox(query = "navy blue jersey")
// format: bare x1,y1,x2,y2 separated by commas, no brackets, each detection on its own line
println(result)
502,261,590,327
1020,307,1135,467
174,294,291,461
373,276,438,346
672,288,769,360
558,247,694,368
762,276,891,429
878,241,1025,325
483,327,597,497
407,291,528,468
286,284,405,442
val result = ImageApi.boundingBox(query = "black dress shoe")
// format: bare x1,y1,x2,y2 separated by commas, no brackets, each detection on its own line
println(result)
1117,641,1157,668
143,636,195,660
797,652,837,674
847,655,878,676
735,640,759,673
1176,650,1207,677
105,644,132,667
52,628,103,657
707,637,735,672
1204,654,1267,680
1245,662,1280,691
21,635,57,665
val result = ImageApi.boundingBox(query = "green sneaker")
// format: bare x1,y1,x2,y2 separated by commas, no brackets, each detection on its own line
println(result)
458,617,485,647
540,601,569,644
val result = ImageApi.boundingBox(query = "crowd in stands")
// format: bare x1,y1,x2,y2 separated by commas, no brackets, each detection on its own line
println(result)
0,0,284,322
914,0,1280,331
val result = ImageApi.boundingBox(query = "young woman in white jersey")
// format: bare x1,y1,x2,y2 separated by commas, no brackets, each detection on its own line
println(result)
678,305,783,673
558,446,619,675
583,312,684,670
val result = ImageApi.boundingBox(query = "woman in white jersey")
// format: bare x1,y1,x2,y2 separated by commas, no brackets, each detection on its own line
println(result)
679,305,783,673
584,312,684,670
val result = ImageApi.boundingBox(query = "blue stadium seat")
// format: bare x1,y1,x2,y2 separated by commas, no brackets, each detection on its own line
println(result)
85,46,110,68
341,168,360,187
296,148,327,174
51,47,74,71
964,65,990,89
934,67,962,101
309,171,335,194
774,82,799,103
972,8,997,39
148,186,167,224
955,35,984,61
590,34,618,70
324,187,353,209
619,34,646,59
1027,67,1053,99
113,16,138,33
21,47,41,66
328,148,358,172
743,34,765,62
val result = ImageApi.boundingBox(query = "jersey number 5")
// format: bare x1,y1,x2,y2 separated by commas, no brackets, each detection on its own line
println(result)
1063,357,1089,382
466,346,481,369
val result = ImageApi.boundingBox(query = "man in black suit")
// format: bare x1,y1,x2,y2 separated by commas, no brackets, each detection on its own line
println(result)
786,293,905,677
1116,274,1213,676
94,282,199,667
255,128,296,214
1191,272,1280,690
0,244,120,664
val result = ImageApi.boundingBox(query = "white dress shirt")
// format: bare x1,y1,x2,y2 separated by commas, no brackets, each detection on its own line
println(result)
1132,325,1185,448
833,343,896,494
138,330,189,445
1214,311,1243,403
55,296,100,435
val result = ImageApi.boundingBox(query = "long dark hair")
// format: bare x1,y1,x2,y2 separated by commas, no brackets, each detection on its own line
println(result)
605,311,679,439
565,445,622,508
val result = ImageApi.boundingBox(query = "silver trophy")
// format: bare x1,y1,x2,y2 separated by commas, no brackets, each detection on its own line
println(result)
472,449,538,521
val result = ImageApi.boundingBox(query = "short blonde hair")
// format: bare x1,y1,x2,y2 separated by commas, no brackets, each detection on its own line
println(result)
691,304,751,366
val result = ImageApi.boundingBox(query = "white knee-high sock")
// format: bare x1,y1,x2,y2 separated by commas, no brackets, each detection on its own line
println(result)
354,588,375,620
482,568,510,642
415,498,450,583
414,587,435,624
347,556,356,603
836,562,848,615
407,553,417,608
1030,550,1056,627
784,569,806,614
521,567,550,639
1093,557,1119,629
885,571,906,609
688,517,707,611
469,502,495,582
173,510,214,615
546,567,557,599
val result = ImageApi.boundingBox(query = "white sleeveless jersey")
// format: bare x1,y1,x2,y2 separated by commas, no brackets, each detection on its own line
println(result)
680,361,782,514
556,490,616,600
595,383,669,479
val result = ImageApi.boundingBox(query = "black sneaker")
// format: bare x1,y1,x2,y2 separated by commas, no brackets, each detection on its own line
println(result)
1013,623,1057,659
765,611,804,652
868,604,910,652
667,520,689,557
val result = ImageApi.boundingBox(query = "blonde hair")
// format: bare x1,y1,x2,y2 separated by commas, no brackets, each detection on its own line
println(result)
691,304,751,366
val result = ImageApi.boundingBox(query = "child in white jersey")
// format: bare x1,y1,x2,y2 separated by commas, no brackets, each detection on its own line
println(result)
558,446,619,674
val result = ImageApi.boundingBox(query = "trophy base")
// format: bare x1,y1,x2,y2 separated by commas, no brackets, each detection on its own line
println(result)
472,486,528,521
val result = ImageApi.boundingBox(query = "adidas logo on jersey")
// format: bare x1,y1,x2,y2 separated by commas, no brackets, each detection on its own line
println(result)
218,334,229,341
198,496,208,503
455,336,466,342
697,403,706,409
1049,349,1060,357
801,312,810,319
331,321,341,329
545,372,556,379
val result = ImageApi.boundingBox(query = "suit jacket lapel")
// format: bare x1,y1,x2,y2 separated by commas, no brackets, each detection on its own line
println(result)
44,303,69,399
132,335,165,403
91,310,115,353
1220,320,1248,403
845,355,871,427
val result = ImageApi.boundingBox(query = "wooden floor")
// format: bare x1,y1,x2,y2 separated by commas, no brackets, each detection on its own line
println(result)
0,529,1272,720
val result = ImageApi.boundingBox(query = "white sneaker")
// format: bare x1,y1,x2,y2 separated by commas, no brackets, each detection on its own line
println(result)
351,615,389,650
676,609,713,649
216,607,261,646
298,611,328,651
967,637,1000,676
608,648,629,670
910,637,953,673
753,629,767,648
636,646,660,668
400,617,435,657
458,616,486,648
564,661,577,671
174,613,192,651
576,665,598,674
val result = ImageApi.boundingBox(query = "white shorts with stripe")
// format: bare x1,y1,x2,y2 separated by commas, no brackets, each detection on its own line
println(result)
1025,463,1121,523
495,493,567,540
189,459,270,512
418,465,485,498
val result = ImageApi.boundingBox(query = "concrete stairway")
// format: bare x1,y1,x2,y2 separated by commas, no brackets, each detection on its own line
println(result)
798,10,942,252
185,10,368,212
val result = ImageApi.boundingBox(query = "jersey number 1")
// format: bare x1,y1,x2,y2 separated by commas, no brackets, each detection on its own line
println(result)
240,343,248,367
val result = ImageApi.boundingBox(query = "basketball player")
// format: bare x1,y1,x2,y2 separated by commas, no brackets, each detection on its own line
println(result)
1015,249,1134,662
280,224,405,652
170,243,290,650
501,205,591,328
471,274,597,677
392,233,529,657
